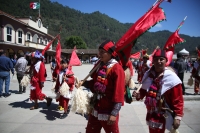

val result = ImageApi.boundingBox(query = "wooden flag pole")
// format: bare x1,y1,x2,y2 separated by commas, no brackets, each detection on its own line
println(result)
136,84,142,93
81,61,101,84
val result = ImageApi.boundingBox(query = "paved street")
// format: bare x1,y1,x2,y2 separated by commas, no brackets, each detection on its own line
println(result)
0,64,200,133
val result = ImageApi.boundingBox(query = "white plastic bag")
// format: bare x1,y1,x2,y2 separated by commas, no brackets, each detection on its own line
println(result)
20,75,30,87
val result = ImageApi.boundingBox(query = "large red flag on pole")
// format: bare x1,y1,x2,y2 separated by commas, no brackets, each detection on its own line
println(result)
115,0,166,66
41,34,59,55
54,35,61,74
163,16,187,52
163,16,187,66
69,46,81,66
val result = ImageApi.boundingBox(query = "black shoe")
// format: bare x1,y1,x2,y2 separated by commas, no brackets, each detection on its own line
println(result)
16,91,22,94
4,93,11,97
60,113,68,119
67,105,71,114
46,97,52,107
22,88,26,93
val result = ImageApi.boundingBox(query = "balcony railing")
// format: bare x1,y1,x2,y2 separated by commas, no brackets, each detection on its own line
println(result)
25,41,51,50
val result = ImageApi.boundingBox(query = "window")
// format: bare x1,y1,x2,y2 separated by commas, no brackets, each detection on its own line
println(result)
7,27,12,41
40,38,43,44
18,30,22,43
27,33,31,41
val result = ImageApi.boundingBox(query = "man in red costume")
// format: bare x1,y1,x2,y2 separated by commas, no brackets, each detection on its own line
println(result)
191,48,200,95
133,49,184,133
29,50,52,110
81,40,125,133
137,54,150,83
54,59,75,119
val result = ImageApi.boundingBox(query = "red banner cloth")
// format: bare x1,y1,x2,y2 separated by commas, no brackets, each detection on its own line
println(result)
163,30,185,52
115,1,166,66
69,47,81,66
41,34,58,55
54,35,61,74
130,51,141,59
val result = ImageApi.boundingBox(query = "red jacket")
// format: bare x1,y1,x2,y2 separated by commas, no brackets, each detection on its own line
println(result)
55,68,75,92
88,63,125,114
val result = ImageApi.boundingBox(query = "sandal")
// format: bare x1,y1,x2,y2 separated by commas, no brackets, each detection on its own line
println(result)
30,104,38,110
60,113,68,119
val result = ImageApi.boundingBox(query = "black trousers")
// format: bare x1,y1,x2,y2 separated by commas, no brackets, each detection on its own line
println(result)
177,73,185,94
17,75,26,92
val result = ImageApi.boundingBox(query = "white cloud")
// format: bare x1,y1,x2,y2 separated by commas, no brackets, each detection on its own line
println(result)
155,23,162,28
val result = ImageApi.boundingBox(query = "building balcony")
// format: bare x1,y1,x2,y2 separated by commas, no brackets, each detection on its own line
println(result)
25,40,51,50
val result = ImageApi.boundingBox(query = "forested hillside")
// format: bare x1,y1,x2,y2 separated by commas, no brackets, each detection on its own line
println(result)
0,0,199,55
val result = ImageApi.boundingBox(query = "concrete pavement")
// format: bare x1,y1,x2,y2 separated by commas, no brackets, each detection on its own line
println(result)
0,64,200,133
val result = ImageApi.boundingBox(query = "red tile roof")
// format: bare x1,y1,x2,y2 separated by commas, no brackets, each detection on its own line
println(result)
0,10,27,25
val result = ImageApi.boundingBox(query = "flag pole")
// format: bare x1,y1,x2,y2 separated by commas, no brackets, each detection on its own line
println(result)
177,16,187,31
152,0,159,7
39,0,40,17
149,0,162,11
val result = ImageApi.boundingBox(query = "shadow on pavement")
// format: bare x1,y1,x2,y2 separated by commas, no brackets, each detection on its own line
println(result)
46,79,52,82
185,92,200,95
8,98,33,109
9,90,19,94
40,103,61,121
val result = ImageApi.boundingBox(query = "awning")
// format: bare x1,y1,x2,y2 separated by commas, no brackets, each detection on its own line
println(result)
179,48,189,55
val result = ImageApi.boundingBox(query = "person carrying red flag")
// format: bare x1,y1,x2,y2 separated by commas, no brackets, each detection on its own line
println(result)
29,50,52,110
54,59,75,119
137,53,151,83
133,49,184,133
80,40,125,133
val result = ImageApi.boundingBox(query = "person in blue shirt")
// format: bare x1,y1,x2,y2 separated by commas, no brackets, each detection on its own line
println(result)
11,54,17,67
0,49,14,97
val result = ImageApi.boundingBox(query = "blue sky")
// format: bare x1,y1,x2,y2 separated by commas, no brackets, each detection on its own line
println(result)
50,0,200,37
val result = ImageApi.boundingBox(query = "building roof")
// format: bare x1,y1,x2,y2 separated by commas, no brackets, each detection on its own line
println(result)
0,10,27,25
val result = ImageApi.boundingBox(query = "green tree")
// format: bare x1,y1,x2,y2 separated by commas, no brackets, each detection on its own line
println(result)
64,36,87,49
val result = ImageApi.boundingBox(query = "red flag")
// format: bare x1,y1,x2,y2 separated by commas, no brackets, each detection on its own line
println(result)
130,51,141,59
141,49,148,56
163,30,185,52
54,35,61,74
163,16,187,52
69,46,81,66
163,30,185,66
41,34,59,55
115,0,166,66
